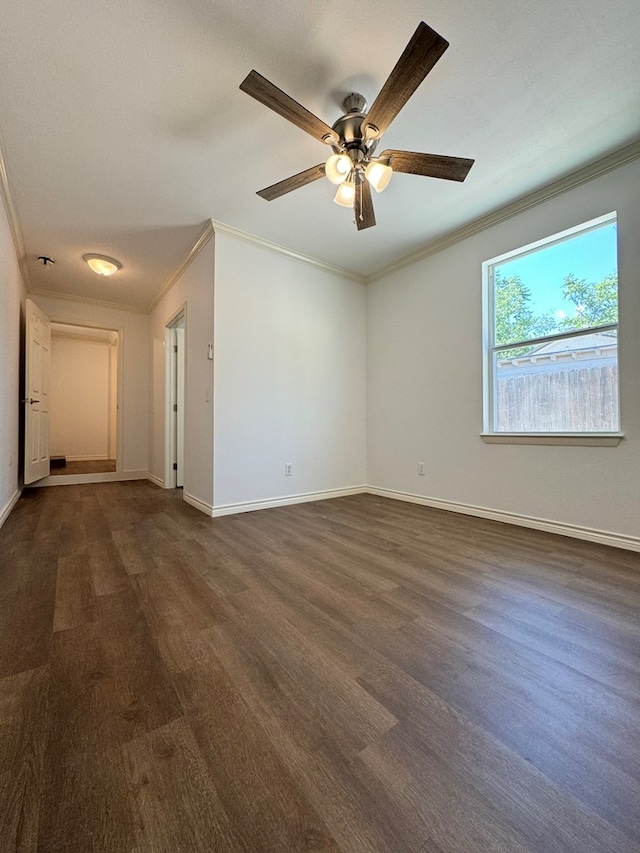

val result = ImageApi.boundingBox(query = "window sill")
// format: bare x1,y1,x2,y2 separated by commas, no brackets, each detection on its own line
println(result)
481,433,624,446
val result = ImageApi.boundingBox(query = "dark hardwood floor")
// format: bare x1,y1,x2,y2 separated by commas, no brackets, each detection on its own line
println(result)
1,482,639,853
52,459,117,475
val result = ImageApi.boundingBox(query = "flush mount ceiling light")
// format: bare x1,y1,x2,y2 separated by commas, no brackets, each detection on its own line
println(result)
83,254,122,277
239,21,475,230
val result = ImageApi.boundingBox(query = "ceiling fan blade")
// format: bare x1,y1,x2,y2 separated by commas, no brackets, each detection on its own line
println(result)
257,164,326,201
240,71,339,146
381,149,474,182
362,22,449,141
355,175,376,230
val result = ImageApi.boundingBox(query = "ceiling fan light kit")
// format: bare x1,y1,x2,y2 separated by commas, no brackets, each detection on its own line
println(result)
333,179,356,208
325,152,352,185
240,21,474,230
365,159,393,193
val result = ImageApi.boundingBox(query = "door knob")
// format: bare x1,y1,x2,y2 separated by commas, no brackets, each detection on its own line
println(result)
21,398,40,404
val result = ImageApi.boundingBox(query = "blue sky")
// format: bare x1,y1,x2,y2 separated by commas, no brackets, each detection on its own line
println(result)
495,222,618,319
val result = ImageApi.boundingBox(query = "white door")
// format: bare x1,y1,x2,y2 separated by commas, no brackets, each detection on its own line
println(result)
24,299,51,484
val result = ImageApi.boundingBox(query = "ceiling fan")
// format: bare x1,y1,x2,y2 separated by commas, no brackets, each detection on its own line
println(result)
239,21,474,231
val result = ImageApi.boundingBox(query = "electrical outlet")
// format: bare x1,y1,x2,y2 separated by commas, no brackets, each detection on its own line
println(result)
284,463,293,476
417,462,425,476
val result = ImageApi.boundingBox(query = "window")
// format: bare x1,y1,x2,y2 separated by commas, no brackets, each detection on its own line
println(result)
482,213,620,441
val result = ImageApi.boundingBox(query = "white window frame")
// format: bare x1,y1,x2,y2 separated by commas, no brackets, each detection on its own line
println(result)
481,212,623,446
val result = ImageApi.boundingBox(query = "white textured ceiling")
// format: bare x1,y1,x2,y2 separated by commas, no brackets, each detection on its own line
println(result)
0,0,639,310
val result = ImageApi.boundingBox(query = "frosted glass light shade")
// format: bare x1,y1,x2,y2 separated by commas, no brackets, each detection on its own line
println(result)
325,153,352,185
83,254,122,276
333,181,355,207
365,160,393,193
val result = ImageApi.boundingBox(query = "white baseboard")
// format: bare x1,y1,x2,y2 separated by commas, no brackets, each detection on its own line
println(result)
367,487,640,553
28,470,148,487
0,488,22,529
211,486,368,518
15,470,637,553
64,454,111,461
183,492,215,516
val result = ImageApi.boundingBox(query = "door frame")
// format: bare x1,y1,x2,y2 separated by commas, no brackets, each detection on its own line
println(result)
44,316,124,473
164,306,187,489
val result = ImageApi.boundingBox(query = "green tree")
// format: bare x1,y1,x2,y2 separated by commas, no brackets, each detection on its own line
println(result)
494,273,555,347
559,273,618,329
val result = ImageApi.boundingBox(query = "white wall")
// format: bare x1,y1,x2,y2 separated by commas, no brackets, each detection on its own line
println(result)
213,233,367,510
31,295,149,474
50,335,111,459
0,192,25,525
149,237,215,509
367,158,640,540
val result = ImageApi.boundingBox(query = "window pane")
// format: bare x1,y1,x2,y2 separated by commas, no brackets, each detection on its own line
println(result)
494,330,618,432
494,222,618,346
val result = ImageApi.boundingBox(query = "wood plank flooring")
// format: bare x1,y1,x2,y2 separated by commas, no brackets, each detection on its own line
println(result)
1,482,639,852
53,460,117,476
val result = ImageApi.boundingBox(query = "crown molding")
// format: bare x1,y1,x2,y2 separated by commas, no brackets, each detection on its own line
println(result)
7,139,640,308
368,139,640,283
51,329,118,345
0,127,31,291
30,288,149,315
211,220,366,284
147,219,215,312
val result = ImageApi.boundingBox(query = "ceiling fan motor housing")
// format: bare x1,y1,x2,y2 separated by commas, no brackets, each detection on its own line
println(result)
331,94,377,162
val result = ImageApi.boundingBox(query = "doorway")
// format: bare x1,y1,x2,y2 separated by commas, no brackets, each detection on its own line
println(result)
49,323,119,475
166,312,185,489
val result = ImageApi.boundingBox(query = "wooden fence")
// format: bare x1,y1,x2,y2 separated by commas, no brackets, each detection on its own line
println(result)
496,363,618,432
